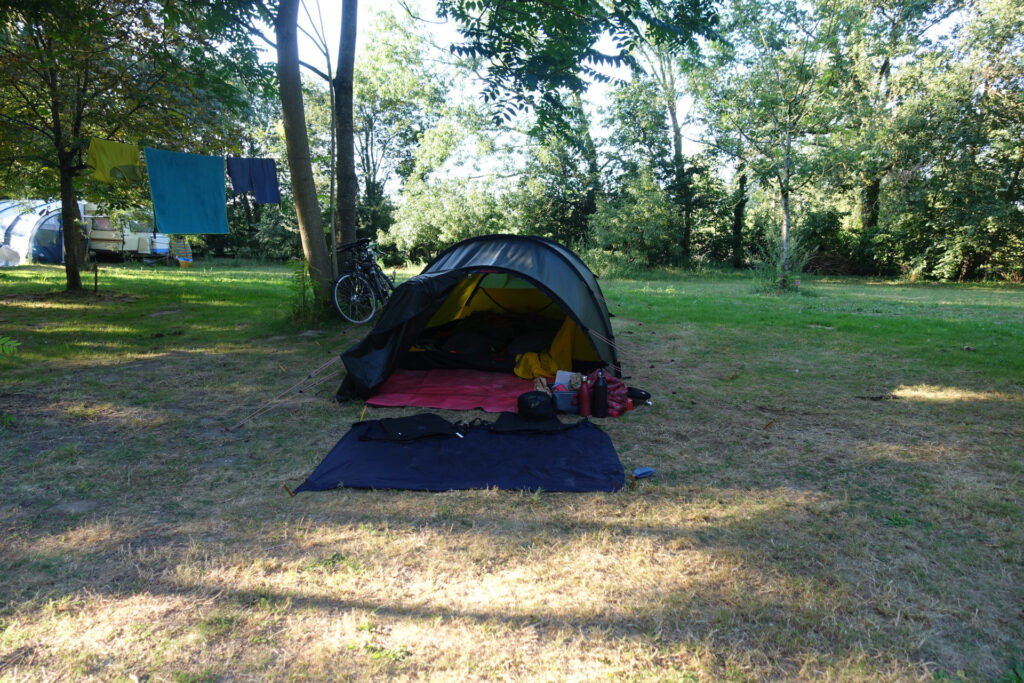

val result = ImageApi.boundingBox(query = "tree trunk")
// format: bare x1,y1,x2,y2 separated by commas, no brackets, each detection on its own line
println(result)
667,105,691,260
667,99,683,164
58,154,84,291
779,184,792,289
731,171,747,268
958,252,974,283
334,0,359,251
275,0,333,302
238,195,255,257
682,208,692,260
48,69,83,291
860,175,881,234
571,92,600,244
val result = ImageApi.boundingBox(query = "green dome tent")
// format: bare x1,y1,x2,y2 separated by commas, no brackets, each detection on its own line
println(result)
337,234,619,401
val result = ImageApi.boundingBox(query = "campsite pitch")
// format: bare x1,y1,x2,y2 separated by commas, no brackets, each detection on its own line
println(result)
1,262,1022,681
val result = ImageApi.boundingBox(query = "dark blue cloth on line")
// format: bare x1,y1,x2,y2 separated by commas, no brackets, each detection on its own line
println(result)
295,419,624,493
226,157,252,193
250,158,280,203
144,148,228,235
226,157,280,204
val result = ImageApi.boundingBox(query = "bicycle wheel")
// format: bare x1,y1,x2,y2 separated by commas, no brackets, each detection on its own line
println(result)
331,273,376,324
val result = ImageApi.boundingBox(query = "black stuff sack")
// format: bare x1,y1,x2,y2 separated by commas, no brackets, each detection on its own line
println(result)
627,387,652,403
359,413,460,442
517,391,556,420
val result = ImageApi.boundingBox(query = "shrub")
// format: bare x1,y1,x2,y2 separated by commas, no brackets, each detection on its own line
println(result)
590,168,681,270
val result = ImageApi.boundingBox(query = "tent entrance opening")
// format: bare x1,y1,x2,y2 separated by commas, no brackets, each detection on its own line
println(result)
398,272,600,378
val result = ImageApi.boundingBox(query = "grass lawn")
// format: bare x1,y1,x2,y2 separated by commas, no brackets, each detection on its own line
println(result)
1,261,1022,681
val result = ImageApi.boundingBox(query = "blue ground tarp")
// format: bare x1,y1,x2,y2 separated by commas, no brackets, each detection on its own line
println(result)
295,419,624,493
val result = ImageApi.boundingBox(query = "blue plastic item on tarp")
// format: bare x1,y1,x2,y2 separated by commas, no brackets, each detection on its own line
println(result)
295,419,624,493
630,466,655,490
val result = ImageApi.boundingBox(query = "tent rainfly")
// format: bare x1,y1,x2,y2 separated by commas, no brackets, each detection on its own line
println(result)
337,234,619,400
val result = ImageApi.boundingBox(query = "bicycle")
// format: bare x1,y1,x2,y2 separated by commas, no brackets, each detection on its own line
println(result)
331,238,395,324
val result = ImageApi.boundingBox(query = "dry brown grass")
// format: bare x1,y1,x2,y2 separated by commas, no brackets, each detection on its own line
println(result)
1,266,1022,681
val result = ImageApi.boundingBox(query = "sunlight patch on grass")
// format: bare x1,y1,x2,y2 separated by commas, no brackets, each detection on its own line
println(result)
892,384,1024,403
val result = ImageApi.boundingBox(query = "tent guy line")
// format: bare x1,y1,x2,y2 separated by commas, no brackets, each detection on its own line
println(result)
225,356,342,433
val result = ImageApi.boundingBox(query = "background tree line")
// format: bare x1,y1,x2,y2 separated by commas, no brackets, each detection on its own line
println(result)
270,0,1022,283
2,0,1021,288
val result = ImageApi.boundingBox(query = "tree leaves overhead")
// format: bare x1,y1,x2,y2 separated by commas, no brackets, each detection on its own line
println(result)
0,0,270,288
0,0,271,175
437,0,719,124
354,11,448,196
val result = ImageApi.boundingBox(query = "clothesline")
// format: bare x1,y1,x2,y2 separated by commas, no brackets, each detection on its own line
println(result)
86,138,281,235
87,138,281,198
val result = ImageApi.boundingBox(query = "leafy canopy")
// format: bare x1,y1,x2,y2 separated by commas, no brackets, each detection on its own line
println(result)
437,0,719,124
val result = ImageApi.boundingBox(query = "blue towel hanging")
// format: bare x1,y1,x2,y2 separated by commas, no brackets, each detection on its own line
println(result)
145,148,228,234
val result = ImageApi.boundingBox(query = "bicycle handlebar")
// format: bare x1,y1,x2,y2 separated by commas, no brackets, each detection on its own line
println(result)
337,237,371,252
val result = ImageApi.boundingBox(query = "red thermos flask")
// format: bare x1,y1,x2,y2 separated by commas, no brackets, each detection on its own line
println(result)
578,377,591,417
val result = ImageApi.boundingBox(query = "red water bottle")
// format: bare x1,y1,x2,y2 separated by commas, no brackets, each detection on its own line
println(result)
578,377,591,417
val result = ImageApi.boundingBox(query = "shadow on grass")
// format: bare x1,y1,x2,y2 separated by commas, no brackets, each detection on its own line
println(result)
1,448,1018,678
0,501,899,670
1,267,1021,679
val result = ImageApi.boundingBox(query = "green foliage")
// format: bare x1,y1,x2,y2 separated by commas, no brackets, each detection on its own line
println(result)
203,81,305,262
692,0,853,277
883,512,915,527
212,199,302,261
505,118,600,248
799,208,865,275
603,78,674,184
1,0,1016,283
354,11,448,196
591,168,680,269
876,0,1024,281
0,0,270,288
364,644,410,662
287,258,316,321
437,0,719,125
383,177,508,263
0,1,266,170
684,0,1023,282
304,553,363,574
197,613,237,640
171,669,219,683
344,10,454,248
750,218,815,293
993,660,1024,683
0,336,19,355
813,0,1024,282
